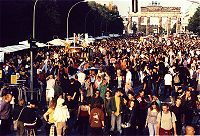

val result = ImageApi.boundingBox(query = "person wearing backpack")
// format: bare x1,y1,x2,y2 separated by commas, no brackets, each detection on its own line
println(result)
156,103,177,136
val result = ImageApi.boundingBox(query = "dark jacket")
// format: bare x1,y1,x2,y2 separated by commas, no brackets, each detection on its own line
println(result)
19,107,37,123
108,96,125,114
12,105,24,120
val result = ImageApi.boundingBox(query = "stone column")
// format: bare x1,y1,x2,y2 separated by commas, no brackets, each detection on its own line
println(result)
127,14,132,34
146,16,150,35
138,16,141,32
158,16,162,35
167,17,171,36
176,16,181,34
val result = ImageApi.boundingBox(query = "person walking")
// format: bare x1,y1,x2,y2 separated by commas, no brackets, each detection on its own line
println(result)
46,75,55,106
104,90,112,135
156,103,177,136
77,100,90,135
0,93,13,135
53,97,70,136
122,100,137,135
43,100,56,136
164,71,173,97
171,97,184,135
109,88,125,135
145,101,160,136
89,102,104,136
12,99,26,136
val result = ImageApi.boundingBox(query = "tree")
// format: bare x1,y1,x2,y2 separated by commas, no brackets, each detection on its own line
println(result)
187,6,200,36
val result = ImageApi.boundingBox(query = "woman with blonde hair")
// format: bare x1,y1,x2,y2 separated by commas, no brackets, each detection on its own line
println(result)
43,99,56,136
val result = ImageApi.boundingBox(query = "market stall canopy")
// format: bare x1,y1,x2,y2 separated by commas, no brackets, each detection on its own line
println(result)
47,38,67,46
0,44,28,53
19,40,47,48
0,40,47,53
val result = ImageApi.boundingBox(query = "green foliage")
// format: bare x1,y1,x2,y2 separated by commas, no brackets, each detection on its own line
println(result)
87,1,124,35
188,6,200,36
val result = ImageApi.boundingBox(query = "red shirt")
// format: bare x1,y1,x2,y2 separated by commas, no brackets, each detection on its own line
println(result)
89,108,104,128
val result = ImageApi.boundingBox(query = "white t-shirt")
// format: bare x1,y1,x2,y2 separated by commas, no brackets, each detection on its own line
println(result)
164,74,172,86
46,78,55,90
77,72,86,85
126,71,132,84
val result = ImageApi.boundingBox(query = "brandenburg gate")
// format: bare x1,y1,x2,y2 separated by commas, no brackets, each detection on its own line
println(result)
128,5,181,36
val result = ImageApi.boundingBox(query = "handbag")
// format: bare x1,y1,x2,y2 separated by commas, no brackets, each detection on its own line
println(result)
13,120,18,131
13,107,24,131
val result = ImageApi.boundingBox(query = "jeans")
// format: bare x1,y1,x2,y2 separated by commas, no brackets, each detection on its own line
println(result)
164,85,172,97
16,121,24,136
110,114,122,134
152,82,158,96
148,123,157,136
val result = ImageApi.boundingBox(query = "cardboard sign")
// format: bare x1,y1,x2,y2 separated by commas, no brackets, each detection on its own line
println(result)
11,75,17,84
0,70,2,79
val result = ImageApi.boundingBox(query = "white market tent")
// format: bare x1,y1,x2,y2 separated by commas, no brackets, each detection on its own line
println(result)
0,40,47,53
47,38,67,46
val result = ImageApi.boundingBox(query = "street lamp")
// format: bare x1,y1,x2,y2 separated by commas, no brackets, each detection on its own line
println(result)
30,0,39,99
66,0,88,41
33,0,39,39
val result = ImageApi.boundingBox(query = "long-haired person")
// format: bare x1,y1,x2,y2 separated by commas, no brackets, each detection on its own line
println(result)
104,90,112,135
53,97,70,136
43,99,56,136
145,101,160,136
89,102,104,136
122,100,137,135
77,100,90,136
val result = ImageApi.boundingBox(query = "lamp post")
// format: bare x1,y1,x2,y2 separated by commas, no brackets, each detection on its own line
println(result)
33,0,39,39
30,0,39,99
67,0,87,41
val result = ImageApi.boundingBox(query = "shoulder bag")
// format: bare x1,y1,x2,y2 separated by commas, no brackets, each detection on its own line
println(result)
13,107,24,131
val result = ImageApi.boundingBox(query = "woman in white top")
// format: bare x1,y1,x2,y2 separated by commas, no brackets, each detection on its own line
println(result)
53,97,70,136
46,75,55,106
145,101,160,136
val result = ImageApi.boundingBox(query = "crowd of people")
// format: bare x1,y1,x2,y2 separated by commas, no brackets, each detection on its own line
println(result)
0,34,200,136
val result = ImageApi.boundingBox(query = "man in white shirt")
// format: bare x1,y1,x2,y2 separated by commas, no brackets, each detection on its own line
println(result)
164,72,172,97
77,70,86,86
125,68,132,86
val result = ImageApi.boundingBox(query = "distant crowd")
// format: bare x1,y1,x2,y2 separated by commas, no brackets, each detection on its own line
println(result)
0,34,200,136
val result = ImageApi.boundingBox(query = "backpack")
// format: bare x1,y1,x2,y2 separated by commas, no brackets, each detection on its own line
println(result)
174,74,180,84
